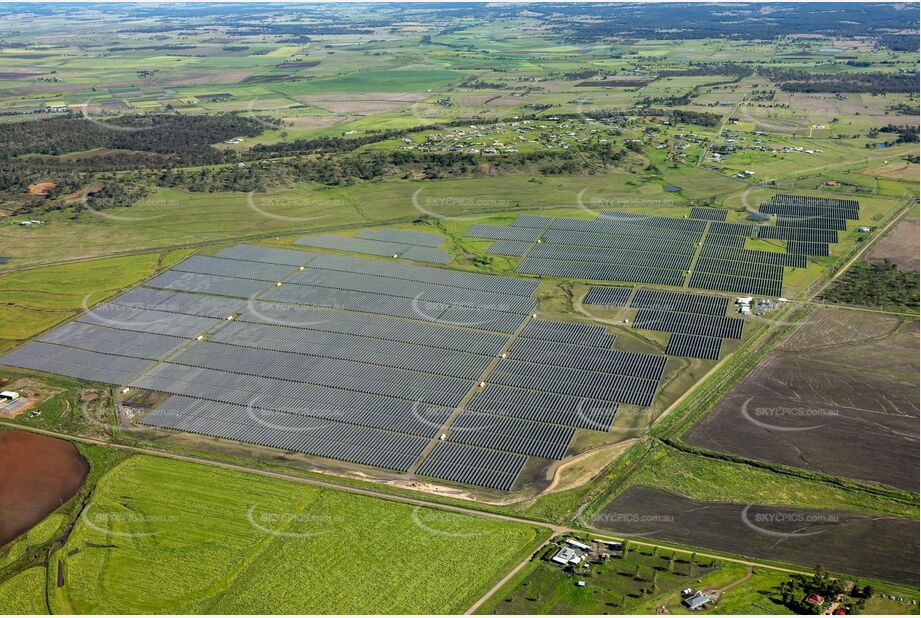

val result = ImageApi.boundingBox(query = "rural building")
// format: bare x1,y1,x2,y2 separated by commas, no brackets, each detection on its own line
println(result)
0,391,20,401
804,593,825,606
682,591,711,610
564,539,592,552
551,547,583,566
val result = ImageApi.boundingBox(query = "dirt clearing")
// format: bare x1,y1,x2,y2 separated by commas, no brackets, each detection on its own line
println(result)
0,430,88,546
866,217,920,272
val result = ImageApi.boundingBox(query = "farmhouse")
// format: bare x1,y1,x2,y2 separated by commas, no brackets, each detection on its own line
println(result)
682,591,712,610
551,546,583,566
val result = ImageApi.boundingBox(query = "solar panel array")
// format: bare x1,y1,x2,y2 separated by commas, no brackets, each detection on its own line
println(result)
689,207,729,221
0,245,677,492
583,286,632,307
630,288,729,316
757,226,839,244
295,231,452,264
417,441,526,491
358,228,444,247
666,334,723,360
787,241,830,256
633,309,744,339
688,271,783,297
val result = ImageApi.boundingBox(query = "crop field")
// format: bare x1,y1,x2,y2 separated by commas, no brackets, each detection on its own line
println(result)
684,308,919,491
51,455,547,614
590,486,919,586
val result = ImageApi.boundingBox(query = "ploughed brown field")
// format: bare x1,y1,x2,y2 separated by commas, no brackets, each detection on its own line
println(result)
684,309,920,491
0,431,88,546
591,486,920,586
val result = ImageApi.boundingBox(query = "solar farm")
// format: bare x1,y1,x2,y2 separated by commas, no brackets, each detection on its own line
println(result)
465,193,859,298
0,194,860,492
1,242,670,492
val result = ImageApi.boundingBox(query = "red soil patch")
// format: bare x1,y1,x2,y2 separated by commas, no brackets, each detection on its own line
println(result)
27,181,56,196
0,431,88,546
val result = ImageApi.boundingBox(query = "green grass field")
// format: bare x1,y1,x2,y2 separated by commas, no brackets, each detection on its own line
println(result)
0,249,191,352
0,567,47,614
51,455,549,614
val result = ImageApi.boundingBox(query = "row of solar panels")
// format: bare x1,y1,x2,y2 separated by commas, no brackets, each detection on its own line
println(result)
295,228,452,264
584,287,730,317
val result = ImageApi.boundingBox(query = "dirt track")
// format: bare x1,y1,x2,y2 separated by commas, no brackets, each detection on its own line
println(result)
0,430,88,546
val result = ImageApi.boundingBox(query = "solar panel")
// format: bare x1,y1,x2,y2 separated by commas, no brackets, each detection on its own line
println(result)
541,229,697,254
213,245,315,266
39,322,186,361
145,270,269,299
108,287,244,319
702,233,747,248
1,341,154,385
172,255,296,282
633,309,744,339
666,333,723,360
583,286,632,307
707,221,755,237
688,271,783,297
698,244,806,268
508,338,666,380
630,289,729,316
693,257,784,281
757,226,838,243
307,254,538,297
449,411,574,459
142,396,429,471
787,242,830,256
776,215,846,231
296,234,407,256
398,246,453,264
527,243,693,270
466,385,618,430
598,210,708,233
517,257,685,287
417,441,527,491
760,201,858,220
770,194,859,209
689,207,729,221
358,228,444,247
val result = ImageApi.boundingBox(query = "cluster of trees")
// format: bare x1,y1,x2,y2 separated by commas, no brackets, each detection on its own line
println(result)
821,260,919,313
0,114,264,160
780,566,868,615
758,68,920,93
877,124,920,143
